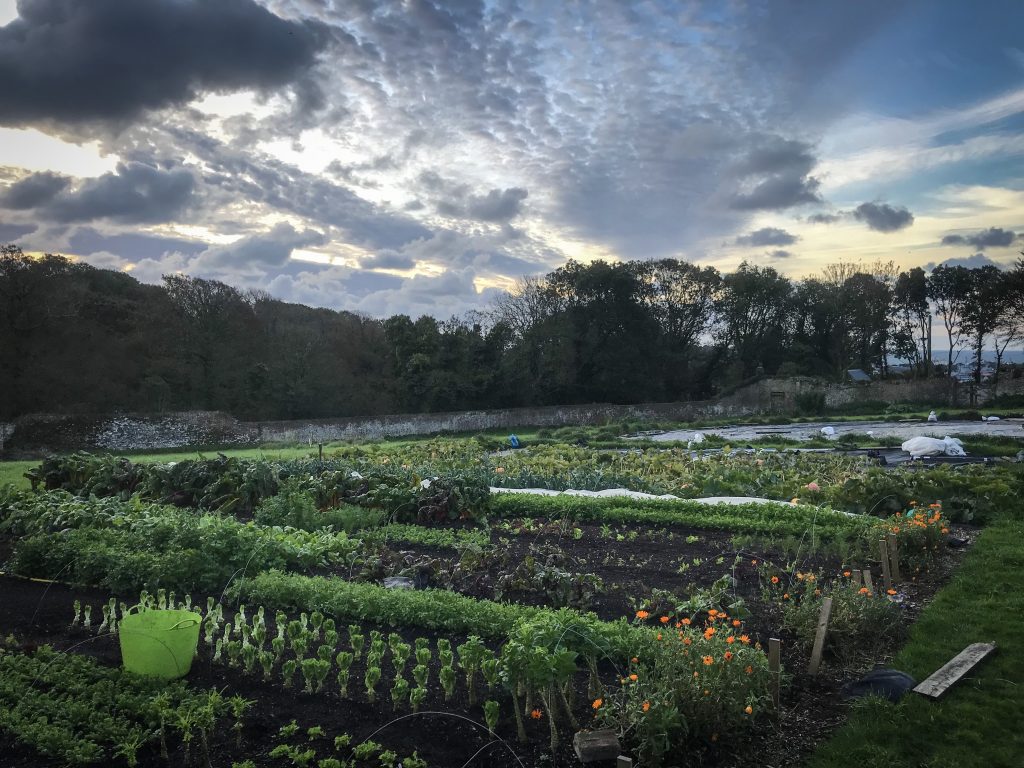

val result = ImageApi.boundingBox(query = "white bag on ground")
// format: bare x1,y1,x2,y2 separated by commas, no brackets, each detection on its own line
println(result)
901,435,966,458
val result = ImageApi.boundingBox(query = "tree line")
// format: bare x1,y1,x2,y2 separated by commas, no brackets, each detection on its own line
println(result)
2,243,1023,421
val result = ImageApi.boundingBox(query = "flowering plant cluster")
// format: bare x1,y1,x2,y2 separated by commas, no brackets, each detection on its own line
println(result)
886,501,948,568
593,610,771,766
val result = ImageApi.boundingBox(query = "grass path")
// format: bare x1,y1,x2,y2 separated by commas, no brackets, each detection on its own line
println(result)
807,519,1024,768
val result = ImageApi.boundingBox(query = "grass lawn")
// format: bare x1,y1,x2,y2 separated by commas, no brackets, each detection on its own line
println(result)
807,518,1024,768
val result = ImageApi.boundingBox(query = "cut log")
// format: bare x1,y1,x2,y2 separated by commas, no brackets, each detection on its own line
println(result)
573,729,621,763
913,643,997,699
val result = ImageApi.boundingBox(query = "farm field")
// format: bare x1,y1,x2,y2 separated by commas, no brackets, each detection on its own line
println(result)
1,436,1022,767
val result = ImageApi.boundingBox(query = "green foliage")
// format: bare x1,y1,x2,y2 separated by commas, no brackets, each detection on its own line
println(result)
0,643,228,765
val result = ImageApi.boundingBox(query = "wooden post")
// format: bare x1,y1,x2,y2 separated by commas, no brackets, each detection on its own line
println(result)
849,569,861,588
318,443,323,461
573,730,620,763
807,597,833,676
768,638,781,711
879,539,893,593
887,533,901,582
861,569,873,592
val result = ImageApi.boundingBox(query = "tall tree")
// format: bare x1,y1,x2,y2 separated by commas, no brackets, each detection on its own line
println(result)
927,265,974,377
716,262,793,378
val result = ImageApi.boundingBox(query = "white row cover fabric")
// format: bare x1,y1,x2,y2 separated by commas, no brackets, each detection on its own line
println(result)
489,486,797,505
900,435,966,458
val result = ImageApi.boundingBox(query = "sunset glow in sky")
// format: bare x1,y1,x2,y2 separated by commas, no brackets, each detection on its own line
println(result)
1,0,1022,317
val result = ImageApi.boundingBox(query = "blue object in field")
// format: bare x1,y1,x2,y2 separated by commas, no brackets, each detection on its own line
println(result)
509,434,520,448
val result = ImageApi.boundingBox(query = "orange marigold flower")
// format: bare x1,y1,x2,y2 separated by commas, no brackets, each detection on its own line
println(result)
635,610,650,620
629,673,638,681
656,633,663,641
702,655,714,666
592,698,603,710
530,709,543,720
682,618,691,626
660,616,670,624
941,527,949,534
859,587,870,595
771,576,779,584
683,636,692,646
642,701,651,712
708,609,719,617
782,593,790,600
739,635,750,644
631,657,638,663
732,619,741,628
724,651,734,661
745,705,753,715
887,589,897,596
843,570,851,577
726,636,735,644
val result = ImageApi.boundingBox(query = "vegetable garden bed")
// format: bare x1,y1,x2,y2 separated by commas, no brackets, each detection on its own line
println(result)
0,442,1009,767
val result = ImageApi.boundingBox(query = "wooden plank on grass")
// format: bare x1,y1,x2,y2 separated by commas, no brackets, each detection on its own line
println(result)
913,642,997,699
573,729,620,763
807,597,833,676
768,637,781,710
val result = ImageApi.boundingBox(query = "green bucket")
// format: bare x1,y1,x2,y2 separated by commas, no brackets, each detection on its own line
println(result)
118,608,202,680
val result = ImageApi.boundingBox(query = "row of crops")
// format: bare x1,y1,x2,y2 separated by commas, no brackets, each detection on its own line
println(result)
0,442,1010,766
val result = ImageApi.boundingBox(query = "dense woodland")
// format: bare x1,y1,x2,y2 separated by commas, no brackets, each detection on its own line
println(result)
2,244,1023,421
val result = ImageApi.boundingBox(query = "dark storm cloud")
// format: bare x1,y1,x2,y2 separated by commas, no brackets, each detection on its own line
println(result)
0,0,331,127
418,171,528,223
940,227,1017,249
68,227,208,260
853,202,914,232
45,163,196,223
767,249,792,259
0,171,70,209
0,221,37,241
734,227,798,247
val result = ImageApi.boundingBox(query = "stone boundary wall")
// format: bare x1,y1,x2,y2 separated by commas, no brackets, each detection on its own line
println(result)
3,374,1022,455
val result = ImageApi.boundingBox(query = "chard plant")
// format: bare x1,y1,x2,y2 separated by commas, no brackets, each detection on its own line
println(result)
317,644,333,663
226,640,242,668
456,636,487,705
412,664,428,690
439,665,456,702
227,695,254,748
282,659,298,688
82,604,92,629
484,700,499,733
335,652,354,697
310,611,324,640
259,650,275,680
391,677,410,708
348,625,364,659
409,686,427,713
364,665,381,703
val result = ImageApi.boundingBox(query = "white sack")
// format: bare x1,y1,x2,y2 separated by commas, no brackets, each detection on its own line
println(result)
901,435,966,458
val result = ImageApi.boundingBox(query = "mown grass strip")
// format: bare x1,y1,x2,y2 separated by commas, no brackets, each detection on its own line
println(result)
807,520,1024,768
489,493,877,537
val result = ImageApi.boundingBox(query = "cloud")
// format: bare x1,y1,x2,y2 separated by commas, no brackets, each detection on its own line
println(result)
0,221,37,241
192,222,325,272
0,171,70,209
68,226,208,260
924,253,1005,271
766,249,792,259
44,162,196,223
0,0,330,127
359,251,417,270
940,226,1017,249
852,201,914,232
734,227,798,247
420,171,529,223
807,212,842,224
730,138,822,210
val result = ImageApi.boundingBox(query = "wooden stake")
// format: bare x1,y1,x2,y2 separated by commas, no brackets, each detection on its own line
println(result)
849,569,862,588
879,539,893,593
573,730,620,763
861,569,873,592
768,638,781,711
318,443,323,461
807,597,833,676
886,533,901,582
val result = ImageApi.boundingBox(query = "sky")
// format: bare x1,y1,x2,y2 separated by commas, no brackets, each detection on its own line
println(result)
1,0,1023,320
